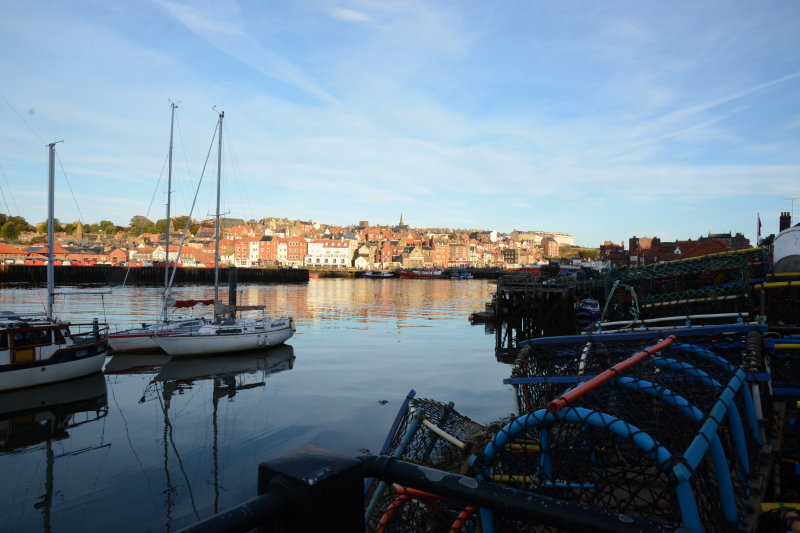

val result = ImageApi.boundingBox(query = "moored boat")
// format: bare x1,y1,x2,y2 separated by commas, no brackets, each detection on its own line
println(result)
109,103,206,352
108,315,206,352
0,312,108,392
0,143,109,391
399,269,446,279
363,270,396,279
148,111,294,357
152,316,295,356
574,297,600,330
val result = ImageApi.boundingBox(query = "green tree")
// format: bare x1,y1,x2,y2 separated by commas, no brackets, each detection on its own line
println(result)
129,215,155,235
171,215,200,235
64,223,77,235
578,249,600,260
97,220,117,234
0,216,32,240
36,218,61,234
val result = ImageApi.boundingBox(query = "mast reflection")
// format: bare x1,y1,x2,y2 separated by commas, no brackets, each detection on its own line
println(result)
134,345,295,531
0,374,109,533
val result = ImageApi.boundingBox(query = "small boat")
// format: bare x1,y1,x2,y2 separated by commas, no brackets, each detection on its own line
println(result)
399,269,446,279
0,143,109,391
450,271,474,280
574,297,601,330
150,111,295,357
363,270,395,279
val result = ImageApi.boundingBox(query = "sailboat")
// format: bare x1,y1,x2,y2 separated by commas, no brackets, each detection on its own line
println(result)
109,103,206,353
0,143,109,392
152,111,295,356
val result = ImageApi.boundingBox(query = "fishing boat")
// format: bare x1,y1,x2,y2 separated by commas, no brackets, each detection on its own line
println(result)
450,271,474,280
398,269,446,279
109,103,205,352
152,111,295,356
0,143,109,391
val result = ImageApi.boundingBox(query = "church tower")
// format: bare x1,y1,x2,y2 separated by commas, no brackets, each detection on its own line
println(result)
396,214,408,231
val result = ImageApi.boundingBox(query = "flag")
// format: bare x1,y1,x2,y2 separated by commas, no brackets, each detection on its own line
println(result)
757,213,762,239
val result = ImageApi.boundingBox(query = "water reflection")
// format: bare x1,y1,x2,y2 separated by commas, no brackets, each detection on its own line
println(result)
104,346,294,531
0,279,495,335
0,374,109,533
0,280,510,532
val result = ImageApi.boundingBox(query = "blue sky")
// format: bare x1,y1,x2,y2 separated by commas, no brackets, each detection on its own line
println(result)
1,1,798,247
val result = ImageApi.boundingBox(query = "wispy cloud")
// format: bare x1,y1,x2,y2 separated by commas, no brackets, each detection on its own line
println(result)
329,8,372,23
155,0,338,105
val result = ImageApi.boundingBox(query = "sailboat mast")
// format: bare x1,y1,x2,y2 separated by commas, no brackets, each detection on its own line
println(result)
47,142,56,321
164,102,177,298
214,111,224,319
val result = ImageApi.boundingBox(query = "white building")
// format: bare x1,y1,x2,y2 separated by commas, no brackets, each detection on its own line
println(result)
305,239,353,267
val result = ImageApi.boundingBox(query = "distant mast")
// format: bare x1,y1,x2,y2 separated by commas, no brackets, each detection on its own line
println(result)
164,102,177,296
47,142,56,321
214,110,224,322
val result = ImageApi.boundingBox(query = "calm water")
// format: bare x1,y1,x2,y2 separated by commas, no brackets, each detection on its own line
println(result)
0,279,516,532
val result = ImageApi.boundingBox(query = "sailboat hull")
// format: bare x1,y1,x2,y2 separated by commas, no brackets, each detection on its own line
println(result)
108,334,160,352
152,323,294,356
109,317,206,353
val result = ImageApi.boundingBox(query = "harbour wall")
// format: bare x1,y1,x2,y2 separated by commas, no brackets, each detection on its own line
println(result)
0,265,309,285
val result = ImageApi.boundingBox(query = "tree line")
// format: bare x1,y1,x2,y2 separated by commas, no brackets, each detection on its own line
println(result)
0,213,206,242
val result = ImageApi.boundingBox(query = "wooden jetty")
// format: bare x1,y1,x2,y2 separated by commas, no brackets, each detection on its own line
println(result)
0,265,309,285
487,272,605,358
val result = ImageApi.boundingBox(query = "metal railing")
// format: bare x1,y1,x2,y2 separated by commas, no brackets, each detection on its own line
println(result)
178,446,676,533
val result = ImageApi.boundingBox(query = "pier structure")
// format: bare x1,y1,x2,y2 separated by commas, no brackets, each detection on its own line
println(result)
490,272,605,359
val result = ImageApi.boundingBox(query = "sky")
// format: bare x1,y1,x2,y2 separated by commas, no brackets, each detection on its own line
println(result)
1,1,799,247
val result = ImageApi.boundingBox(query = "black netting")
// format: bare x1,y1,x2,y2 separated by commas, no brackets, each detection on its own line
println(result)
602,248,767,324
761,281,800,328
365,398,490,532
493,325,767,531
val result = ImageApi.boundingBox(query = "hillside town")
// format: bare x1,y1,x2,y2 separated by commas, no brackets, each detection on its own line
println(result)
0,212,755,271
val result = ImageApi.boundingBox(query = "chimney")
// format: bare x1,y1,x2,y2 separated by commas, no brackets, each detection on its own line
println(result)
780,211,792,232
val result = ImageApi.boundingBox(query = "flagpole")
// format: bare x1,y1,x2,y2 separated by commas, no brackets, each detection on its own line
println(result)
757,212,762,244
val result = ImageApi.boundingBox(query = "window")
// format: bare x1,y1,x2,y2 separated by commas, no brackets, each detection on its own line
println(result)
13,330,33,347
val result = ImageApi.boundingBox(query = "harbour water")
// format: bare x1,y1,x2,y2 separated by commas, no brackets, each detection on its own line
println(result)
0,278,515,532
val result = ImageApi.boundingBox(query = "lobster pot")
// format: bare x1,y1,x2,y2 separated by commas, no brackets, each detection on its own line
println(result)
603,248,767,323
758,275,800,328
365,398,488,533
493,325,767,532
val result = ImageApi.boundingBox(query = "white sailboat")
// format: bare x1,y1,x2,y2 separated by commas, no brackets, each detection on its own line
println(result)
152,111,295,356
109,102,206,352
0,143,109,391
